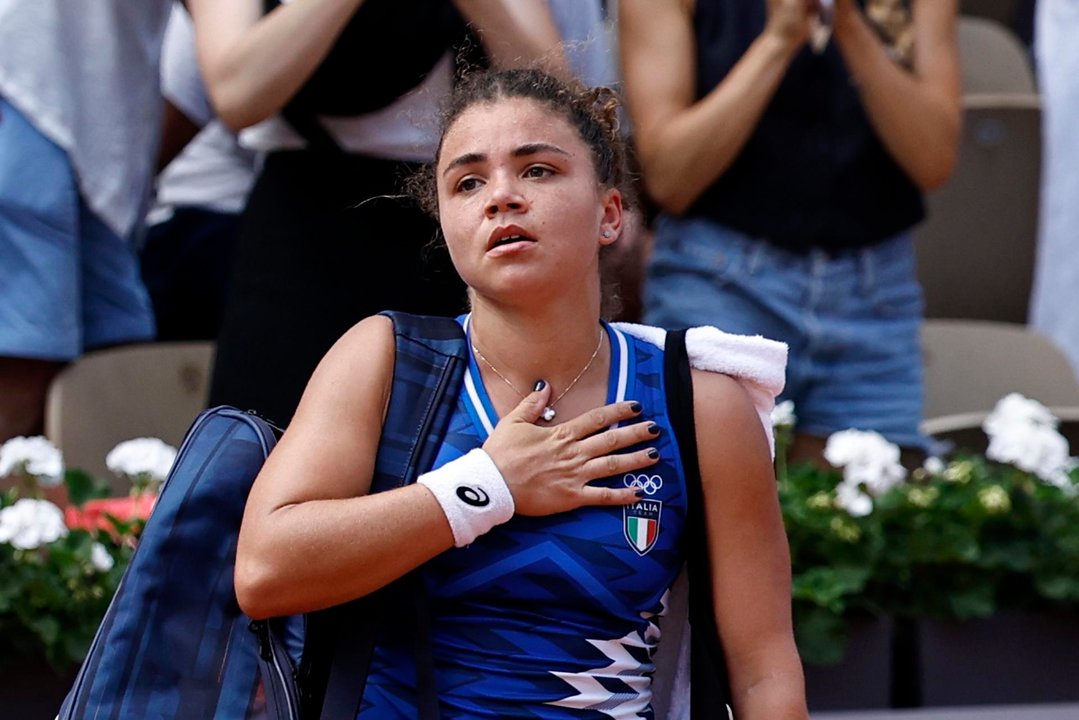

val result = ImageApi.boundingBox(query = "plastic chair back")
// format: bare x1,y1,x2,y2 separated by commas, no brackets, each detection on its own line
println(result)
44,342,215,491
921,319,1079,422
915,95,1041,324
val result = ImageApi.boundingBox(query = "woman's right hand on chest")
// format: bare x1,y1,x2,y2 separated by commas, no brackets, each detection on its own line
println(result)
481,386,661,516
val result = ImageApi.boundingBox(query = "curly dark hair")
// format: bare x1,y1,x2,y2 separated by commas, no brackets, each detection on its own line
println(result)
408,67,633,219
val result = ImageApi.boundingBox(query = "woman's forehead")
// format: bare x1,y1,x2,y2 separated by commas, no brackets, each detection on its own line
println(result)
439,97,582,160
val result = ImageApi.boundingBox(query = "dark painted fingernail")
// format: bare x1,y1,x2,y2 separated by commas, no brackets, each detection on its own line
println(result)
647,448,660,459
629,401,642,413
635,490,646,498
647,422,660,436
533,379,546,391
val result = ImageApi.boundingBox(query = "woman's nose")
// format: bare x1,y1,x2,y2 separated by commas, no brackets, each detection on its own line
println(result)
485,178,527,217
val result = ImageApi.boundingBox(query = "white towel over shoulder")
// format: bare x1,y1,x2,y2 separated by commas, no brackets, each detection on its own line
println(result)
612,323,788,457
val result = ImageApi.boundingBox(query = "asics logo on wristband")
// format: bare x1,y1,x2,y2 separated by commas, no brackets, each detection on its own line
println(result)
623,474,663,495
456,485,491,507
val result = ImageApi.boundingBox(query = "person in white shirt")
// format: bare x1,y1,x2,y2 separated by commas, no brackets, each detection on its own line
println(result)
0,0,171,441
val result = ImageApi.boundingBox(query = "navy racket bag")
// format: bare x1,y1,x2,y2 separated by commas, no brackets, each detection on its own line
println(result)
57,312,466,720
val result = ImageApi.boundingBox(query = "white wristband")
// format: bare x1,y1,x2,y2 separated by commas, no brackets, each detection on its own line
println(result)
417,448,515,547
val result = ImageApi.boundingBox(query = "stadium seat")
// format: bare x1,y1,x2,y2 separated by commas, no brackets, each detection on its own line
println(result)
958,14,1036,95
44,342,214,492
914,94,1041,324
920,319,1079,452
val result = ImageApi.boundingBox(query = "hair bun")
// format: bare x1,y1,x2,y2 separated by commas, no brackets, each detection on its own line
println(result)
583,85,621,137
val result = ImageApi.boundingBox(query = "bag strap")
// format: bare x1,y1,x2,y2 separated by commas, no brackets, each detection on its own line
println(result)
371,311,470,493
321,311,464,720
662,329,735,718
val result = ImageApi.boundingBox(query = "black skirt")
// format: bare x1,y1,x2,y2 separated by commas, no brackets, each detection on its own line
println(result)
208,150,467,426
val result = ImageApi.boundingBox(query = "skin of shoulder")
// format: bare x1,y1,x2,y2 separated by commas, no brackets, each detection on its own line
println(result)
690,368,808,717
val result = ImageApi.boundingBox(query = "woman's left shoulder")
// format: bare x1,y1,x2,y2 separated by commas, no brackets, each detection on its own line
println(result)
690,368,757,422
690,368,772,462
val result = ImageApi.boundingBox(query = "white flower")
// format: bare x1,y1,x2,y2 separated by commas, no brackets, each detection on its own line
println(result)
0,435,64,487
923,456,945,475
983,393,1058,437
771,400,797,427
906,486,940,509
824,429,907,496
806,491,833,510
0,498,69,550
90,542,115,572
988,410,1070,483
834,482,873,517
106,438,177,483
943,460,975,484
978,485,1012,514
829,515,863,543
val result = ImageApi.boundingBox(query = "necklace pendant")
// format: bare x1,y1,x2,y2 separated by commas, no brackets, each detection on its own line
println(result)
541,406,556,422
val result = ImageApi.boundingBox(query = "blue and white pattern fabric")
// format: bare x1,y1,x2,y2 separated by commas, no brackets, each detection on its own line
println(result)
360,318,689,719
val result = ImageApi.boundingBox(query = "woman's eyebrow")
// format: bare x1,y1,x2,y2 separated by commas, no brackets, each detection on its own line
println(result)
442,143,571,177
512,142,570,159
442,152,485,176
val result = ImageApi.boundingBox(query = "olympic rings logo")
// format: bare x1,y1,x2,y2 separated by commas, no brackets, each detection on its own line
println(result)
623,474,664,495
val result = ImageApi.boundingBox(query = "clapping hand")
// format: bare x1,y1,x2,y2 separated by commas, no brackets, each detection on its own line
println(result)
764,0,818,52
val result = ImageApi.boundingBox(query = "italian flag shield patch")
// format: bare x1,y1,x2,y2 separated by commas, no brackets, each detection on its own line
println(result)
623,499,662,556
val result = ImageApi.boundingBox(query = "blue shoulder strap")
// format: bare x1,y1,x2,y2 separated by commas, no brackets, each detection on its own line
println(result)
299,311,466,720
371,310,469,492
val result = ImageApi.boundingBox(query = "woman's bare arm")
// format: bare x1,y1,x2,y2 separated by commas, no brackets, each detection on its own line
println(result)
185,0,366,131
618,0,815,213
693,369,808,719
187,0,568,132
832,0,961,190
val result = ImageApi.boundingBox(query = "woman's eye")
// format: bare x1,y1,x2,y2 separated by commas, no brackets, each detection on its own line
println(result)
456,177,482,193
524,165,553,179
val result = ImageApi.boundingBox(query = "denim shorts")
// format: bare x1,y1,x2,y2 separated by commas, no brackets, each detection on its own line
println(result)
644,215,926,449
0,96,155,360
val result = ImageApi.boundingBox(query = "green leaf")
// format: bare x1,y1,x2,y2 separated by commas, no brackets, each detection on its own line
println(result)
64,469,112,507
1036,575,1079,602
28,615,61,646
793,566,871,611
793,605,848,666
947,583,996,619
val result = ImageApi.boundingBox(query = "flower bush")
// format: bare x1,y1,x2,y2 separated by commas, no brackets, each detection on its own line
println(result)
0,435,176,671
779,394,1079,665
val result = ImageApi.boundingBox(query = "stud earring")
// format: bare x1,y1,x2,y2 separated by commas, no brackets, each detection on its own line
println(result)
602,230,612,238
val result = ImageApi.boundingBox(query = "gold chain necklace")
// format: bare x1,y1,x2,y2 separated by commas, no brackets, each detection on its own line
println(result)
471,329,604,422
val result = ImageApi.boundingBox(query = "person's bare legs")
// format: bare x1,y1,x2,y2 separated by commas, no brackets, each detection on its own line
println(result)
0,357,65,442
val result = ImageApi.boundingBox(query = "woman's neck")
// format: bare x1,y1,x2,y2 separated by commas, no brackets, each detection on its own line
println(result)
468,298,608,412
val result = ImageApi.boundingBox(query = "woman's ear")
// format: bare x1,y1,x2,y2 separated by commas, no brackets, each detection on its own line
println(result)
598,187,623,246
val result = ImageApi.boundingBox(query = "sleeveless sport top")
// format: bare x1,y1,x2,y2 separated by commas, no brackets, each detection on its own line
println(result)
361,320,690,719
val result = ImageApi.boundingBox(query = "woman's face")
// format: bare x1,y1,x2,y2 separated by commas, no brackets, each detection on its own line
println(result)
435,97,621,305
